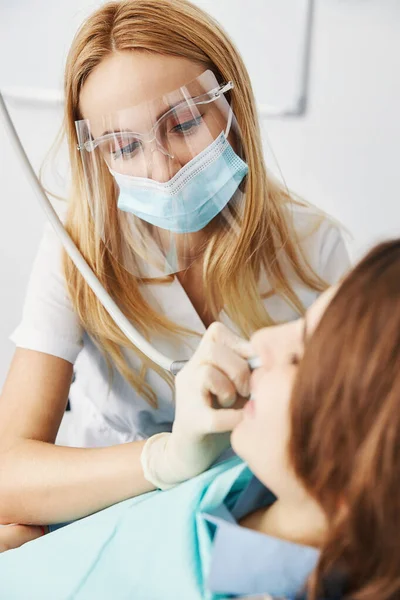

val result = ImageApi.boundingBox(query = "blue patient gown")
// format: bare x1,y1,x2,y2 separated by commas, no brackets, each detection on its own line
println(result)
0,457,318,599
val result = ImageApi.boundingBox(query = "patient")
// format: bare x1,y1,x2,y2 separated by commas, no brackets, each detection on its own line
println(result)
0,239,399,600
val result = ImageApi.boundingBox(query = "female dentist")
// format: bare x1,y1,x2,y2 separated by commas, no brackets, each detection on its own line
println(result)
0,0,349,532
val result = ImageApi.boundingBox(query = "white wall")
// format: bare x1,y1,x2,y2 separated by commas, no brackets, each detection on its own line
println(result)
1,0,399,389
265,0,400,256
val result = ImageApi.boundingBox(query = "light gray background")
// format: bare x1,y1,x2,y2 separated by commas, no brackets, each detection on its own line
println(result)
1,0,399,389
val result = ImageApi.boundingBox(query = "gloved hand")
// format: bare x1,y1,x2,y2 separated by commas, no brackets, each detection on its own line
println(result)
141,322,253,489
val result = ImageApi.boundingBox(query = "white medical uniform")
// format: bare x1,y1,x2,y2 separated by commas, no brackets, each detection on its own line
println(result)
11,204,351,448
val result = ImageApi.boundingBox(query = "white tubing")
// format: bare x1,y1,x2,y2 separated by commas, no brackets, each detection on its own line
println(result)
0,92,174,372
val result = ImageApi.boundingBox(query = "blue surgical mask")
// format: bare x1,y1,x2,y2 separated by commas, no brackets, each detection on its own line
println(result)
109,132,248,234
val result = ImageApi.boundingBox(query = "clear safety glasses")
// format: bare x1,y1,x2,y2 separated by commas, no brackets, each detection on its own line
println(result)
75,70,247,277
77,81,234,179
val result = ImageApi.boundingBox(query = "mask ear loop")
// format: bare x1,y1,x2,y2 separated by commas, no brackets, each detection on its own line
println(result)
225,105,234,137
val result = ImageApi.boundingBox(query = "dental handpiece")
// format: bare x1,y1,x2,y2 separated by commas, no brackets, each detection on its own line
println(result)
169,356,261,376
247,356,262,371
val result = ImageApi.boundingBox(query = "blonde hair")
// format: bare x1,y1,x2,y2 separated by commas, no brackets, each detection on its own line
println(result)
63,0,326,406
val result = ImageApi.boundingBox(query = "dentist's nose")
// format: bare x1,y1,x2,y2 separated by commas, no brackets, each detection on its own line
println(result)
149,146,181,182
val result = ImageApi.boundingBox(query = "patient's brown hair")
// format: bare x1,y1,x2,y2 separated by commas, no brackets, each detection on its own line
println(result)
289,239,400,600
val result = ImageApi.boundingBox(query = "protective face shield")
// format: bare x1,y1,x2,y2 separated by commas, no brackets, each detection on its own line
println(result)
75,70,248,277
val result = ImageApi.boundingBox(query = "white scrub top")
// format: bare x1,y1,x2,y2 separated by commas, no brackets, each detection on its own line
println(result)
10,204,351,448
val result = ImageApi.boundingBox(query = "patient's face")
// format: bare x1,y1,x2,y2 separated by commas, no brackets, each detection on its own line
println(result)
231,286,338,500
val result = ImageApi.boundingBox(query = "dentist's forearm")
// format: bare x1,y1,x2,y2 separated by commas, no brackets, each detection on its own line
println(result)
0,439,155,525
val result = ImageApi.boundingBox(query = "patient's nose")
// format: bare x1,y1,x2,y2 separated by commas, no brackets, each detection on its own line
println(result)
251,328,277,370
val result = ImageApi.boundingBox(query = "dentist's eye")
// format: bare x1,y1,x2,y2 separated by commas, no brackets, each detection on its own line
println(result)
170,115,203,134
289,353,300,366
112,140,142,160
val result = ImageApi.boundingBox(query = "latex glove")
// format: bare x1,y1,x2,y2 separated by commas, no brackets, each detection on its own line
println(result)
141,322,253,489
